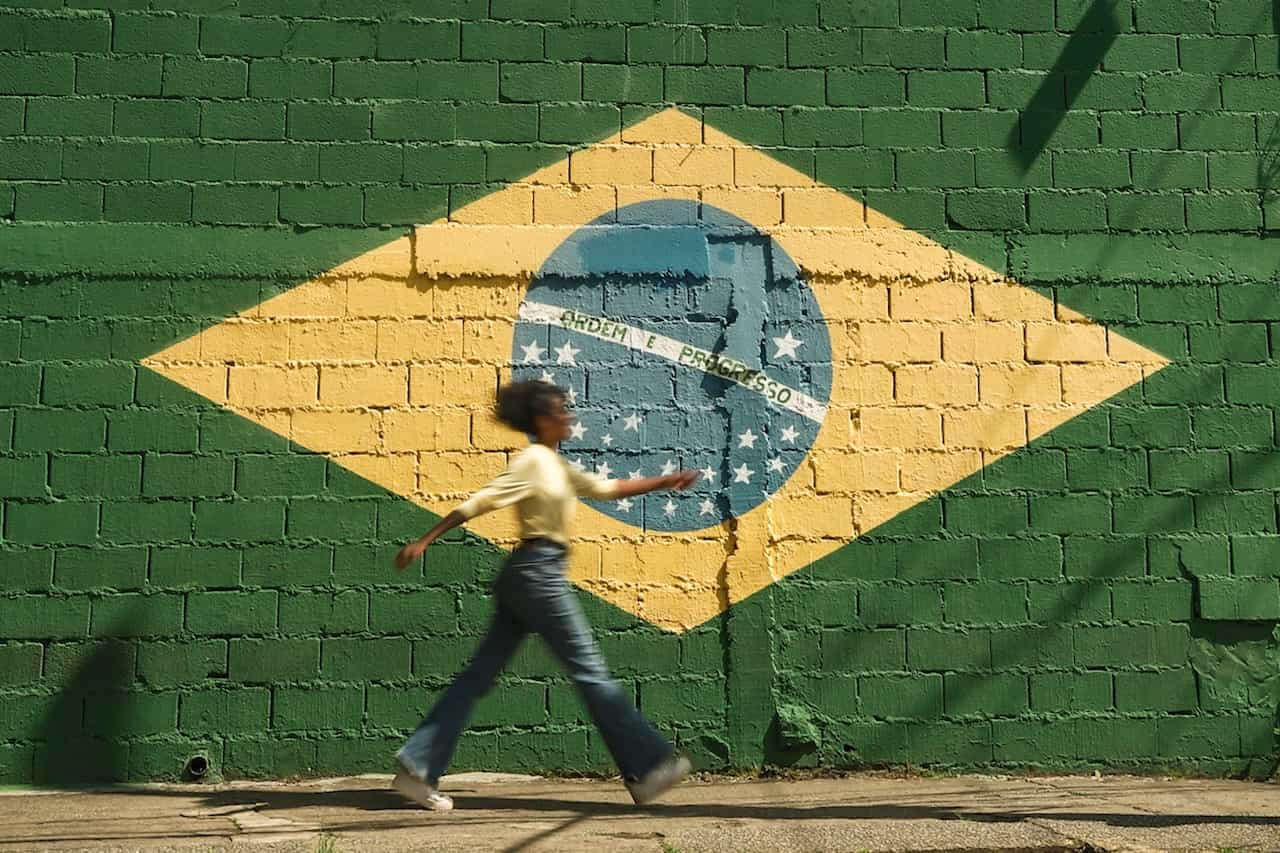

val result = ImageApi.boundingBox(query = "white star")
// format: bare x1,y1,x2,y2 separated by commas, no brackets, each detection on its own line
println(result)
568,458,586,472
622,412,641,432
767,457,785,473
628,469,643,480
569,421,587,440
663,499,677,517
737,429,758,449
601,433,614,447
733,464,755,484
519,340,545,363
700,466,717,483
553,341,580,365
539,369,555,383
566,387,578,405
780,425,799,444
597,462,612,478
617,497,633,511
772,330,804,359
699,498,715,516
660,459,677,476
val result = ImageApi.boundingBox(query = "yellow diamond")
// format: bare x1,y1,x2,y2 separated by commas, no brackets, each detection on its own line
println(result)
145,108,1169,633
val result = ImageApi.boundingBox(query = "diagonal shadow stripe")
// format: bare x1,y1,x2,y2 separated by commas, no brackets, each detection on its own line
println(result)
1008,0,1123,170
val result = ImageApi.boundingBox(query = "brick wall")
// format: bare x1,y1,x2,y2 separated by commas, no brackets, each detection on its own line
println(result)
1,0,1279,784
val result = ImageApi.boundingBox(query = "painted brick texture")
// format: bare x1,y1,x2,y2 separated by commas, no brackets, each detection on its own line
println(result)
1,0,1279,786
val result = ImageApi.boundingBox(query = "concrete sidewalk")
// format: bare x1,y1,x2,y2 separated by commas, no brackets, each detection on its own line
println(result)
2,771,1278,853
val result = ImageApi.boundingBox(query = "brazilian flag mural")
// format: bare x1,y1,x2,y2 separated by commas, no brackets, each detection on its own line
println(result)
1,0,1278,784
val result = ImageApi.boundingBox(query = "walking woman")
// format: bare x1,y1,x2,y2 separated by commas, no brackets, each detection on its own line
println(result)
392,380,698,810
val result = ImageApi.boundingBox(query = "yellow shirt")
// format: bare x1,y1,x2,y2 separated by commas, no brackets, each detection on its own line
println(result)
454,443,619,545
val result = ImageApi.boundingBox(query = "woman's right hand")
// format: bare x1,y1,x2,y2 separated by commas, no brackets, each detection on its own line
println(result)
394,539,428,572
668,470,700,490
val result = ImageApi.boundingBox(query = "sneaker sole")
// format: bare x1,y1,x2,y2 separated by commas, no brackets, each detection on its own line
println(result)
628,755,692,805
393,770,454,811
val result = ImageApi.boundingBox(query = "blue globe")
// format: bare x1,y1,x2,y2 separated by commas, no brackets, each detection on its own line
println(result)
511,200,832,532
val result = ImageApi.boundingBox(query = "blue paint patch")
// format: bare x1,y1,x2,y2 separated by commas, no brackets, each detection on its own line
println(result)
512,200,832,533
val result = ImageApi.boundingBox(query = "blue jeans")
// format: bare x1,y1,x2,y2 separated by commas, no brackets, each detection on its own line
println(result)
397,541,674,784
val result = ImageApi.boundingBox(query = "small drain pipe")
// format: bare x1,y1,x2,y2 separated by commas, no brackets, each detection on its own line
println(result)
185,755,210,781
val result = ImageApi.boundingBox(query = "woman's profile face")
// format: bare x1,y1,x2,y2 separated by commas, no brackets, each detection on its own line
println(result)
535,395,574,444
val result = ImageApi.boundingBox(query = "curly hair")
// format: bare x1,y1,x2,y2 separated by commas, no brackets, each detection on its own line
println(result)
495,380,566,434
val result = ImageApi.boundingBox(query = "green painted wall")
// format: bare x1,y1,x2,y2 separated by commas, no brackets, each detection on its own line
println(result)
2,0,1280,784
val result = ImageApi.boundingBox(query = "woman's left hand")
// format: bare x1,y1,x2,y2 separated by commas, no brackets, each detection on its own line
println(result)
394,539,428,571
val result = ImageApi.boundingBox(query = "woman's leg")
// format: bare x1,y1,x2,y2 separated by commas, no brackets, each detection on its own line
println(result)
397,602,526,785
504,563,673,781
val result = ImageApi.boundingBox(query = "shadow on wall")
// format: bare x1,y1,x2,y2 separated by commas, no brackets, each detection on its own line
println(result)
1261,119,1280,208
31,601,216,786
1256,2,1280,213
1008,0,1123,170
33,634,137,785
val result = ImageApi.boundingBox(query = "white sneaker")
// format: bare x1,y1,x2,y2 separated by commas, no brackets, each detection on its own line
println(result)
625,754,691,805
393,768,454,811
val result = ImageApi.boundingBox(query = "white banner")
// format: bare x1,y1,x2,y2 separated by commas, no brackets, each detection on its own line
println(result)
519,300,828,424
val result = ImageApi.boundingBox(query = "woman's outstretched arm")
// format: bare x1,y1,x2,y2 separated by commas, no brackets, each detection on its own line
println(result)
611,470,699,499
396,453,538,571
394,510,466,571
